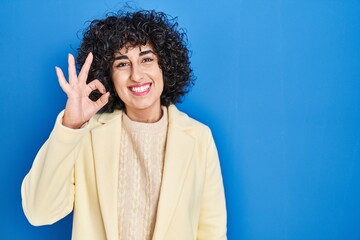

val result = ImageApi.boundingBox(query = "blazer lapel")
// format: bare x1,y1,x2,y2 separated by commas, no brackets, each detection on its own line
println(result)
152,106,195,239
91,110,122,239
89,106,194,239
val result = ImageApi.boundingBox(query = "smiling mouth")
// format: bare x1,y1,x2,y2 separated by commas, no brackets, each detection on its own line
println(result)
128,83,151,96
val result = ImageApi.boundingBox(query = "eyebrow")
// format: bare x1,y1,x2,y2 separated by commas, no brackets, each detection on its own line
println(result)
114,50,155,61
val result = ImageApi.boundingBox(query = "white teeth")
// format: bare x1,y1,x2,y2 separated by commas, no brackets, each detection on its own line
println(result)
131,84,150,93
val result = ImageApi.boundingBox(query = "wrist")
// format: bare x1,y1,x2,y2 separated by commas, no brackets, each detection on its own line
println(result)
62,115,85,129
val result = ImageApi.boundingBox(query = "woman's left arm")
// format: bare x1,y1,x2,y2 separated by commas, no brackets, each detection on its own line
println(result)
197,128,227,240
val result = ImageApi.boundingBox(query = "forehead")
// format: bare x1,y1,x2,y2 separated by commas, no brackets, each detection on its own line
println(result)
114,43,155,56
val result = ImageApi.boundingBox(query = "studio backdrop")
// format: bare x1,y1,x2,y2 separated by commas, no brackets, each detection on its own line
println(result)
0,0,359,239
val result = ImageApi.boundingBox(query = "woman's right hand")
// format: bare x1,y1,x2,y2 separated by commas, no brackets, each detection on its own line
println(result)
55,53,110,129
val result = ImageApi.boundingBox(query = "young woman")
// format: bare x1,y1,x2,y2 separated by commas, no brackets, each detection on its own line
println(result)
21,10,227,240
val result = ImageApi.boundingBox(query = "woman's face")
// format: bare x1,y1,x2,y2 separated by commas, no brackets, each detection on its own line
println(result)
111,43,164,122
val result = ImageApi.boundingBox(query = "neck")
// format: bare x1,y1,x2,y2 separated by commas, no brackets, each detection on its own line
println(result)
125,106,163,123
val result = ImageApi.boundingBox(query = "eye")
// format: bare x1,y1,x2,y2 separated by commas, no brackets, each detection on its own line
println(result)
142,57,154,63
115,62,129,68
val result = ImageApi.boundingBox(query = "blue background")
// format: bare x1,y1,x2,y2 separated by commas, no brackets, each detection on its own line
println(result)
1,0,359,239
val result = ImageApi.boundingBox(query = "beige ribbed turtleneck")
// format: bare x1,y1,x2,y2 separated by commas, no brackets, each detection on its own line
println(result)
117,107,168,240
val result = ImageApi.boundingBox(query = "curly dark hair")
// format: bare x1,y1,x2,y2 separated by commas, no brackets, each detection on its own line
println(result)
76,9,194,113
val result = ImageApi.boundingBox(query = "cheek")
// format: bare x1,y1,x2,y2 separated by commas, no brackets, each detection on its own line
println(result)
158,75,164,92
159,75,164,88
155,69,164,85
112,72,127,88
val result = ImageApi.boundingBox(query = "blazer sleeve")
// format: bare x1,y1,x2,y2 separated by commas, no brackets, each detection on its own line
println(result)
21,111,89,226
197,128,227,240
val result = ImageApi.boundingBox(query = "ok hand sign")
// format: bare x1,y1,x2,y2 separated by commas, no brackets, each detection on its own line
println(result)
55,53,110,129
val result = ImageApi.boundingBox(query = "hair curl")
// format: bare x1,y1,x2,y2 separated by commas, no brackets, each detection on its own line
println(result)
76,10,194,113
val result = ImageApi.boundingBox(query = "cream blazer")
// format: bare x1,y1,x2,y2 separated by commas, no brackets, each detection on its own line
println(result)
21,105,227,240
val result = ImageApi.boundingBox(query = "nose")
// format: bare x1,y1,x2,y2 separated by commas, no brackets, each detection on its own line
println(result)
130,63,144,82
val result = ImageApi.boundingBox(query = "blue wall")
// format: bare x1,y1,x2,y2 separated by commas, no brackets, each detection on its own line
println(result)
1,0,359,239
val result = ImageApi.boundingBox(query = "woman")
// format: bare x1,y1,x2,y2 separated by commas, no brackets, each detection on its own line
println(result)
21,9,227,240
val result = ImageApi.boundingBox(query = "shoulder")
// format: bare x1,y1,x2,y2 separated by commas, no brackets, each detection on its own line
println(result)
168,105,208,128
87,109,124,128
168,105,212,140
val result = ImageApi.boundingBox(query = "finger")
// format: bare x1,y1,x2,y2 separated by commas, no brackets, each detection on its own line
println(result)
85,79,106,96
68,53,78,84
94,92,110,109
78,52,93,83
55,66,72,94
